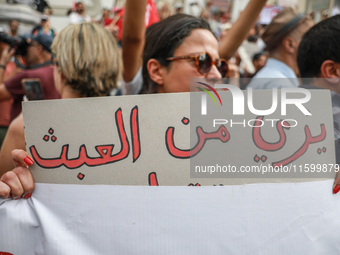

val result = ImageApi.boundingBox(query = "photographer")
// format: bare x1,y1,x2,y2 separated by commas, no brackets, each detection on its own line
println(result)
0,42,17,150
0,34,60,123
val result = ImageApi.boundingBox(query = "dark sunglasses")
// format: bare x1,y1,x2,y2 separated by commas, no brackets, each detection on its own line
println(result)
166,52,229,78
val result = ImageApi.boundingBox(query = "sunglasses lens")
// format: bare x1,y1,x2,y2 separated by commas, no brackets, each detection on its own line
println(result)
217,60,228,77
198,53,212,74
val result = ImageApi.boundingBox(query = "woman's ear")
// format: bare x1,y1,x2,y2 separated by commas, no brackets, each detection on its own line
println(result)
320,60,340,84
147,59,166,86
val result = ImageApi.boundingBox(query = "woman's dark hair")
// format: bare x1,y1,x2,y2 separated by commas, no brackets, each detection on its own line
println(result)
141,14,212,94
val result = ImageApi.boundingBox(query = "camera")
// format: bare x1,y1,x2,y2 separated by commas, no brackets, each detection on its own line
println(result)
0,31,29,56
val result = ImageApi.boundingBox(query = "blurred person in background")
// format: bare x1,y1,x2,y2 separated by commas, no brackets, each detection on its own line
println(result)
219,22,232,41
174,3,183,14
158,2,171,20
69,1,91,24
241,52,267,77
240,52,267,89
242,24,261,59
0,34,60,123
209,10,221,37
220,10,231,24
218,0,267,61
0,28,26,149
99,8,113,27
32,15,56,38
247,8,314,90
230,22,261,83
0,42,19,149
35,0,52,14
200,0,212,20
66,8,73,16
0,22,122,197
252,52,267,74
101,7,120,39
7,20,19,37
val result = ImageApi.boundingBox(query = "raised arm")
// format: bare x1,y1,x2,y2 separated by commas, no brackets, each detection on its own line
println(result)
0,46,15,102
0,113,26,176
122,0,148,82
219,0,267,60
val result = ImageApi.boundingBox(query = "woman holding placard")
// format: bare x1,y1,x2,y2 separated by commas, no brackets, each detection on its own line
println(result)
0,0,268,198
0,22,122,199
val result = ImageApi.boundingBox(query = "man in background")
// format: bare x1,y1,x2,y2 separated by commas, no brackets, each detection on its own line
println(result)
7,20,19,37
0,34,60,123
99,8,113,27
240,52,267,89
69,2,91,24
247,8,314,90
252,53,267,74
35,0,52,14
32,15,55,38
0,42,17,149
296,15,340,193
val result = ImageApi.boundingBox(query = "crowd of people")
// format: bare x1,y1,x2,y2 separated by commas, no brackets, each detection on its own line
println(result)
1,0,340,200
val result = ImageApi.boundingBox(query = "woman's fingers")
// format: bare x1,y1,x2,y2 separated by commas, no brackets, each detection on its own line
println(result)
0,150,36,199
11,149,34,168
0,166,35,199
0,170,24,199
13,165,35,198
0,181,11,199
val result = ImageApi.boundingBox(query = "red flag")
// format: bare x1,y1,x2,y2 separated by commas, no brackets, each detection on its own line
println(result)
115,0,159,41
145,0,160,27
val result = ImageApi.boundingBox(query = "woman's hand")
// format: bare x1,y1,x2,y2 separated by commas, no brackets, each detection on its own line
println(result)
0,45,15,67
0,150,34,199
333,170,340,194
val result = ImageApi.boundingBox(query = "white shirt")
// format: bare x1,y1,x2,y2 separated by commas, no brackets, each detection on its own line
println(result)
69,12,91,24
247,58,300,90
121,67,143,95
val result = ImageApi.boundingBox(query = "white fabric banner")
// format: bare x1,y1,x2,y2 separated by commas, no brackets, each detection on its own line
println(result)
1,180,340,254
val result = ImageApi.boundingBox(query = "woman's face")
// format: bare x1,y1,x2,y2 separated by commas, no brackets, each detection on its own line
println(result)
157,28,222,93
